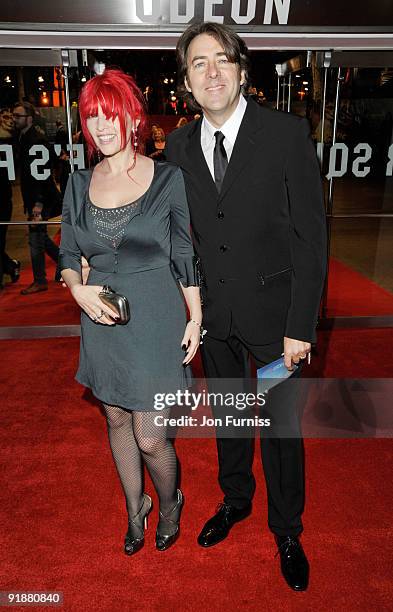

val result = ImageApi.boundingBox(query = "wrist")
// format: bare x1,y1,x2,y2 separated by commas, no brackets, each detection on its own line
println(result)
189,311,202,323
70,283,83,296
188,318,202,327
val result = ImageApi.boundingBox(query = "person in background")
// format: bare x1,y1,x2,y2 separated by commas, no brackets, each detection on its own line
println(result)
144,123,159,156
148,126,166,160
13,101,60,295
0,108,20,290
175,117,188,129
55,119,71,197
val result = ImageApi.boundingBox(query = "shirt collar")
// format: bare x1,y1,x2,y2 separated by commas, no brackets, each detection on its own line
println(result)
201,94,247,148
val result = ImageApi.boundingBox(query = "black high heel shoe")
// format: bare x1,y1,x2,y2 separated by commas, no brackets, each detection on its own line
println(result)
124,493,152,556
156,489,183,551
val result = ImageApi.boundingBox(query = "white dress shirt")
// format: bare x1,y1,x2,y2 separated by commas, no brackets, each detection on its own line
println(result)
200,94,248,180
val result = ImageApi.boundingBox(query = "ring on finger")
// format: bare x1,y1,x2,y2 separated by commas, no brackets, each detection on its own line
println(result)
96,310,105,320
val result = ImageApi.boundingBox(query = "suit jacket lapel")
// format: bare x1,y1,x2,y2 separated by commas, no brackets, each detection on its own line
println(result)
218,98,265,203
185,118,219,202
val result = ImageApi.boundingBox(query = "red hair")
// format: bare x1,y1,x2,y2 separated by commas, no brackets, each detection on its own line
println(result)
78,68,148,163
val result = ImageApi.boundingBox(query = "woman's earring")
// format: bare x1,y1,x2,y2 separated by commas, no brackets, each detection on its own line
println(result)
132,127,138,151
97,148,102,161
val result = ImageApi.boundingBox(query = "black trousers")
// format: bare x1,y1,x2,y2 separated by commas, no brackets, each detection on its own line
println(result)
0,199,15,286
28,224,59,284
200,321,305,537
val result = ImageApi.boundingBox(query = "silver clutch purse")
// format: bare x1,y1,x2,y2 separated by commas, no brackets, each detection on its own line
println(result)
98,285,130,325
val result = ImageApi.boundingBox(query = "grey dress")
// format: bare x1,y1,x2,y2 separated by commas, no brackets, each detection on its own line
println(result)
59,161,197,411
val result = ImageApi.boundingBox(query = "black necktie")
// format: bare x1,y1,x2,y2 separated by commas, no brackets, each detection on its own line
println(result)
213,131,228,193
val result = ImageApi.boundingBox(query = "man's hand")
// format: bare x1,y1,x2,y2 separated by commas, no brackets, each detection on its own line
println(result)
32,204,43,222
283,336,311,371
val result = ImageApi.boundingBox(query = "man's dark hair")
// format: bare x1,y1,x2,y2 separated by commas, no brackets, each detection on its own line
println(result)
176,22,251,112
13,101,35,119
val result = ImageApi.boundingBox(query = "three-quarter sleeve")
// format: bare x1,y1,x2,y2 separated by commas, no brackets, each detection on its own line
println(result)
170,168,198,287
59,174,82,275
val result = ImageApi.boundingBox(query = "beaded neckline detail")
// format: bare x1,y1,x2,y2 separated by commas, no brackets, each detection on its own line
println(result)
88,198,141,248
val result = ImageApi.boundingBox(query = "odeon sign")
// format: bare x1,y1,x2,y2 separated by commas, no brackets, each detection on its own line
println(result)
0,143,392,179
2,0,393,28
127,0,292,25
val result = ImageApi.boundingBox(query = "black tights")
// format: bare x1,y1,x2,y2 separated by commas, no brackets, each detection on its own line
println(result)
103,404,178,519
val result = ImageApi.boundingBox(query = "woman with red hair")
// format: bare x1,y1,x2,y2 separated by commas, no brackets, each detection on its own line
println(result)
59,69,201,556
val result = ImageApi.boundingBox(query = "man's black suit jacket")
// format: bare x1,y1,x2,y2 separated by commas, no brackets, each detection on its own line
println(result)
165,98,327,345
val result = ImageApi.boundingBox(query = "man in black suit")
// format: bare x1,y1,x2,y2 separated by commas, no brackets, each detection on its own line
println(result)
165,23,327,592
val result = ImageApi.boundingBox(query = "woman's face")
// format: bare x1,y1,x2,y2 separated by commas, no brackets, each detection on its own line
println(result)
154,128,165,142
86,102,135,156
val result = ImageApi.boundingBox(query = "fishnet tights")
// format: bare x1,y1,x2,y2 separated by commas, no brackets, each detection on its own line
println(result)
103,404,178,522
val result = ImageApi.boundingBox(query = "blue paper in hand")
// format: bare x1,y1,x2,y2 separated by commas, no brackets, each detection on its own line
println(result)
257,357,298,393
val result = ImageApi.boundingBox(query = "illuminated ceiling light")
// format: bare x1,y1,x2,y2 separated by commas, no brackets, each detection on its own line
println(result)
5,75,11,83
302,81,309,85
81,76,87,82
170,90,174,94
38,75,44,83
170,78,174,83
295,74,301,78
304,87,309,91
171,96,176,101
163,78,169,84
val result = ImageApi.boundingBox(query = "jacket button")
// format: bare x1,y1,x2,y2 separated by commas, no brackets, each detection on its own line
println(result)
219,278,225,284
220,245,228,252
218,211,224,219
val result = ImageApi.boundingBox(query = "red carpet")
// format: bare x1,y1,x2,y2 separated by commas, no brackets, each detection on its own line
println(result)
327,258,393,316
1,331,392,611
0,260,80,327
1,257,392,327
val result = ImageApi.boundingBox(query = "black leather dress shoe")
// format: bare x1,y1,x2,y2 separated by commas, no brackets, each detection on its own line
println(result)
197,502,252,547
275,535,309,591
9,259,21,283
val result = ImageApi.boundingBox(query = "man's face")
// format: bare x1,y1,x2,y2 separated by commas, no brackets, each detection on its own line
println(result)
184,33,244,118
12,106,30,131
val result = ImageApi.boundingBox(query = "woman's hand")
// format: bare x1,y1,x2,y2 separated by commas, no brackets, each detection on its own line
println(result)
181,321,201,364
71,284,118,325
